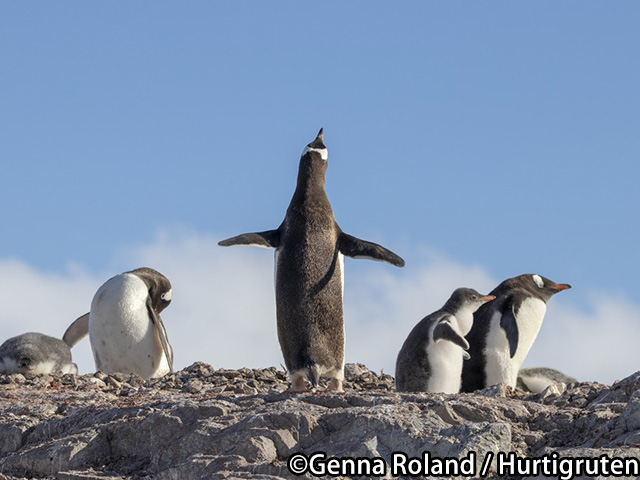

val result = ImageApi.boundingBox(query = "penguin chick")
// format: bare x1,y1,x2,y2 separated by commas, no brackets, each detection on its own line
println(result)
395,288,494,393
517,366,577,393
0,332,77,375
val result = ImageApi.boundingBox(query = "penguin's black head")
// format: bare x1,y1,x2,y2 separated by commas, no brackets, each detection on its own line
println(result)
157,283,172,313
306,128,326,152
127,267,173,313
524,274,571,301
445,287,495,314
298,128,328,184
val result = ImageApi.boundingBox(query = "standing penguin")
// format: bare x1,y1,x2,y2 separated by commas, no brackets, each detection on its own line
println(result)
461,274,571,392
219,129,405,392
63,267,173,379
0,332,77,375
395,288,494,393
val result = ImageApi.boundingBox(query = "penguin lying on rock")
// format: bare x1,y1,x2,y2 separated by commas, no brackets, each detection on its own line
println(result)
0,332,77,375
517,367,578,393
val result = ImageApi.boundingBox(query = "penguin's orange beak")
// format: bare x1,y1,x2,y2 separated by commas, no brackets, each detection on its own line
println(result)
480,295,496,302
552,284,572,291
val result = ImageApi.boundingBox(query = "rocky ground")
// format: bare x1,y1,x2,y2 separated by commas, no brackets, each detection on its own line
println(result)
0,363,639,480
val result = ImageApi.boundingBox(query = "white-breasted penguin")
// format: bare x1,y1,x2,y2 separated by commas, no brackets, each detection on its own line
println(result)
219,129,405,393
461,274,571,392
517,367,577,393
63,267,173,379
0,332,78,375
395,288,495,393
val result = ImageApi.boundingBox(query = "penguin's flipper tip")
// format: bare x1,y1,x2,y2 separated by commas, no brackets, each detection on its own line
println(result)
63,313,90,348
218,230,280,248
338,233,405,267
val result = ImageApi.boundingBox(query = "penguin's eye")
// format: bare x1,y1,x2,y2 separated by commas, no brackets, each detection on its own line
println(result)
471,295,478,300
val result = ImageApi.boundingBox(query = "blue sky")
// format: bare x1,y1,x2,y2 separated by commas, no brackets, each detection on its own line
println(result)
1,3,638,384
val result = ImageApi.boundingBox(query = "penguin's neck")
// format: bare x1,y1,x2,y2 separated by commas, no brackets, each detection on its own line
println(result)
444,305,475,336
294,162,327,200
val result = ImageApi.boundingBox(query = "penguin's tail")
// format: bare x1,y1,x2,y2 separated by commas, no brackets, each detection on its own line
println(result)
305,362,320,388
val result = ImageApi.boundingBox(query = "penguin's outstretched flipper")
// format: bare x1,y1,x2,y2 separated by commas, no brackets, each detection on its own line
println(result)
338,232,404,267
218,229,280,249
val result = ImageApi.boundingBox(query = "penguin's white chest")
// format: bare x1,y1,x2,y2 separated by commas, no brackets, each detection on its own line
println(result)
89,273,169,379
484,298,546,387
22,360,75,375
426,338,465,394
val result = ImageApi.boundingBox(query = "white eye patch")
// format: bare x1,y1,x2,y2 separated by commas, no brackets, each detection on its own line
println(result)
302,145,328,161
532,274,544,288
161,289,172,301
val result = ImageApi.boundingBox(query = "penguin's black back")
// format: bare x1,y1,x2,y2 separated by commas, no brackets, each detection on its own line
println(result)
395,311,442,392
275,131,344,377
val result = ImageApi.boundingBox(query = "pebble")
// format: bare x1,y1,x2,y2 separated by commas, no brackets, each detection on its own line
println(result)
0,362,586,401
87,378,107,389
0,363,398,396
106,377,122,389
186,379,204,394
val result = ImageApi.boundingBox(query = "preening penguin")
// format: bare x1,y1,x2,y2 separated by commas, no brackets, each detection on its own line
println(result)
0,332,77,375
63,267,173,379
461,273,571,392
395,288,494,393
219,129,405,393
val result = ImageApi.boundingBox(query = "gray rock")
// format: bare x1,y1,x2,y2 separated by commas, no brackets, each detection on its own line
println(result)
1,365,640,479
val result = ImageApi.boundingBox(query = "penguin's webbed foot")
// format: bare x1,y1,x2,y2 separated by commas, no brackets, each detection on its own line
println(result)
327,378,345,394
284,375,310,394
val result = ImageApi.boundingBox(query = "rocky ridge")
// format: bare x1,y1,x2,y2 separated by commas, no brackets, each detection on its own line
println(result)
0,363,639,479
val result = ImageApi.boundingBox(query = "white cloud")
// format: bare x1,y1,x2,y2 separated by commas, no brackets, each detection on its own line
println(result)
0,259,99,339
343,247,496,376
0,231,637,385
120,230,283,372
524,293,640,385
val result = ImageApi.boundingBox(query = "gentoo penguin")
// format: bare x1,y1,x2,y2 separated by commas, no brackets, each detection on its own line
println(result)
63,267,173,379
219,129,404,393
461,274,571,392
517,367,578,393
395,288,495,393
0,332,77,375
